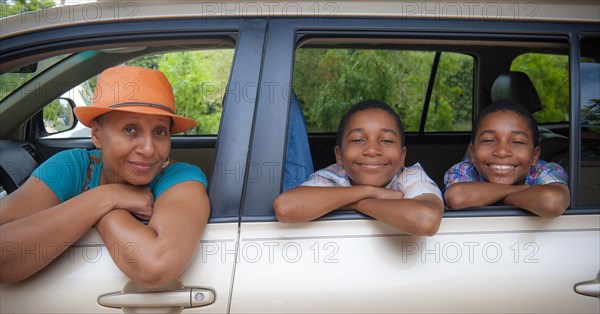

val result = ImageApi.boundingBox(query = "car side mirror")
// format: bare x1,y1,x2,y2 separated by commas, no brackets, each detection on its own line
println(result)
42,97,79,135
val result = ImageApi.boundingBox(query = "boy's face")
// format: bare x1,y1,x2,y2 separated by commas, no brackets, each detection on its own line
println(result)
335,109,406,187
469,110,540,185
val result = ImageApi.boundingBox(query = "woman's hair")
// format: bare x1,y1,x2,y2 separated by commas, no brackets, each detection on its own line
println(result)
336,99,405,148
472,99,539,147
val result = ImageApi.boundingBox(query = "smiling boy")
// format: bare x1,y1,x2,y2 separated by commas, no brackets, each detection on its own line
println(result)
443,100,570,217
273,100,444,236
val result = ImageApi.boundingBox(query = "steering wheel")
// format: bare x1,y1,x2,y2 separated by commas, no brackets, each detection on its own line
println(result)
0,141,41,195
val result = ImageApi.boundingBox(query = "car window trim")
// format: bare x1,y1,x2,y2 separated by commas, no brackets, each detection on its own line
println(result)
568,32,582,208
419,51,441,135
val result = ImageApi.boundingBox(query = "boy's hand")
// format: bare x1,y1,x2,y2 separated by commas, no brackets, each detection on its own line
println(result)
339,186,404,210
374,187,405,200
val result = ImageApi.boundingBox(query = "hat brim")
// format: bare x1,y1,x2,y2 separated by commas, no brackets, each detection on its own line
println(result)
74,105,196,134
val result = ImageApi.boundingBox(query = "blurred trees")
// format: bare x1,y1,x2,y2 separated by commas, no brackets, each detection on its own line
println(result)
1,0,54,18
293,49,475,133
294,49,569,133
511,54,569,123
0,0,571,136
126,50,234,135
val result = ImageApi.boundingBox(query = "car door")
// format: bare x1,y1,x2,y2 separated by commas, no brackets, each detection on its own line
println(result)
0,8,267,313
229,17,600,313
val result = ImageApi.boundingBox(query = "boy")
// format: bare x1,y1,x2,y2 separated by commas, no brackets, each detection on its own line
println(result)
273,100,444,236
444,100,570,217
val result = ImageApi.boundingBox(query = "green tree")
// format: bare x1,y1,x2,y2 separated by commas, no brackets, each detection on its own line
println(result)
293,49,473,133
43,99,72,132
1,0,58,100
427,52,474,132
511,54,569,123
151,50,234,135
1,0,55,18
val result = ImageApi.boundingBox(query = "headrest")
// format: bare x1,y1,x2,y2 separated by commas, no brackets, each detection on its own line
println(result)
491,71,542,113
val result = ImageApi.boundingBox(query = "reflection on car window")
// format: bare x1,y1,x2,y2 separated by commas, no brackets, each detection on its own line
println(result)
293,48,474,133
0,54,71,101
579,37,600,205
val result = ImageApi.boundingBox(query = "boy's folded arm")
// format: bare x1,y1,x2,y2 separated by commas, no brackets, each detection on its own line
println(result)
273,186,376,222
503,183,570,217
444,182,526,209
353,193,444,236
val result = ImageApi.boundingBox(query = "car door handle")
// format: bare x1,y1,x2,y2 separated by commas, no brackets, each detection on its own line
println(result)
98,288,215,308
574,275,600,298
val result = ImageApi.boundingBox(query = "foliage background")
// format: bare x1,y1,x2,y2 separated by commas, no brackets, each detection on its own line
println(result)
125,50,234,135
1,1,572,136
1,0,54,18
293,49,474,133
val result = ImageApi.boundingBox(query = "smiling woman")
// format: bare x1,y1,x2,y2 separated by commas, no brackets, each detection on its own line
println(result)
0,66,211,287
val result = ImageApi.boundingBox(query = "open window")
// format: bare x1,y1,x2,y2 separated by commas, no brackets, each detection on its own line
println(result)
1,39,237,192
286,34,575,217
40,47,235,139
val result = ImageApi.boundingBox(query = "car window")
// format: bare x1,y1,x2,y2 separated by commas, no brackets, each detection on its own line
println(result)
580,36,600,205
510,53,569,123
292,48,474,133
42,49,234,137
283,36,577,217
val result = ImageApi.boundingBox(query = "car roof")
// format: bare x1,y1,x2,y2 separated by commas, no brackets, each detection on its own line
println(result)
1,0,599,39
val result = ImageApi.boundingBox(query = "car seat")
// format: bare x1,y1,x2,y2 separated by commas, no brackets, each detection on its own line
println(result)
463,71,569,171
491,71,569,170
283,91,314,191
491,71,550,133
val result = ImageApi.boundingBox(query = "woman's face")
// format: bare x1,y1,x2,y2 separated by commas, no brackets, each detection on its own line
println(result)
91,111,172,186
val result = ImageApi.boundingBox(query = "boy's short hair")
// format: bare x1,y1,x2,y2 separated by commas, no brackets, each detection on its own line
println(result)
472,99,539,147
336,99,405,148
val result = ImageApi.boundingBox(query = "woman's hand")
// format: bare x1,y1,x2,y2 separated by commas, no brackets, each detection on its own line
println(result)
103,184,155,220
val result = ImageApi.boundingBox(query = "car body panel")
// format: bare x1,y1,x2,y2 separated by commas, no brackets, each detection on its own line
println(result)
0,223,239,313
230,216,600,313
1,0,599,41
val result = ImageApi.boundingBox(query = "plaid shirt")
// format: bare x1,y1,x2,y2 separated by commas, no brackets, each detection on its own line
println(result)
301,163,442,201
444,160,568,189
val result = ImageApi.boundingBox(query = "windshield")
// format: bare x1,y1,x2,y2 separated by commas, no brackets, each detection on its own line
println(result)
1,54,71,101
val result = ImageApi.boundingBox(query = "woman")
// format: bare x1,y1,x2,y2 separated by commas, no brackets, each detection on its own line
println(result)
0,66,210,287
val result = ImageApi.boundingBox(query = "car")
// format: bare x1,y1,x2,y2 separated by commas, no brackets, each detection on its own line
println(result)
1,1,599,313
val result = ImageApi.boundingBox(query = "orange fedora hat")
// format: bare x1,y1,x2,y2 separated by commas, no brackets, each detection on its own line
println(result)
74,65,196,134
